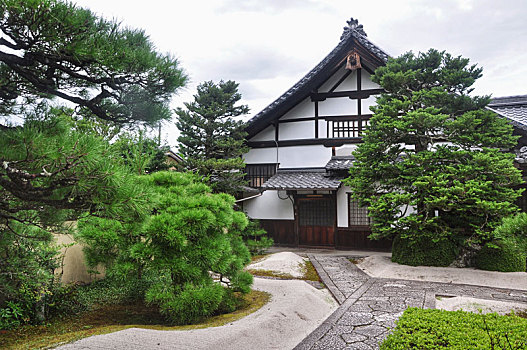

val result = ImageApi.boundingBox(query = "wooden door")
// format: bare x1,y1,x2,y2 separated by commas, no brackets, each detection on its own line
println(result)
297,197,335,246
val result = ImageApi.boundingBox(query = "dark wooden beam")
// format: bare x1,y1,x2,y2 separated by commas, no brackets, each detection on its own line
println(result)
357,68,362,135
278,116,317,124
357,68,362,91
325,114,372,121
310,88,383,102
315,101,319,138
277,115,373,123
329,70,352,92
247,137,363,148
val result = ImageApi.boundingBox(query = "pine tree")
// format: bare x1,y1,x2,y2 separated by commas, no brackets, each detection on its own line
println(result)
0,0,186,324
347,49,523,262
0,0,186,125
176,80,249,195
78,171,253,325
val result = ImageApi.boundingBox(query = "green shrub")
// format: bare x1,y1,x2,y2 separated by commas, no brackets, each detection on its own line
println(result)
381,308,527,349
391,234,458,267
147,282,225,325
493,213,527,250
242,220,274,255
0,223,61,328
78,172,254,325
0,302,24,330
476,239,526,272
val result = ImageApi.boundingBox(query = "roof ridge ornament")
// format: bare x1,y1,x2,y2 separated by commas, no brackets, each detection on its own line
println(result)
340,17,367,40
345,51,362,71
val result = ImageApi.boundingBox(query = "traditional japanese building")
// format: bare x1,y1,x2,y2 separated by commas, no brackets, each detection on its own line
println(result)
240,18,527,249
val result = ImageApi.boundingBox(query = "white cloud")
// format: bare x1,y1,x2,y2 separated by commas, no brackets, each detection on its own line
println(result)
72,0,527,148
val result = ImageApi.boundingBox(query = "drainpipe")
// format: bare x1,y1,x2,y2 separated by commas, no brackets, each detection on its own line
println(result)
235,192,263,203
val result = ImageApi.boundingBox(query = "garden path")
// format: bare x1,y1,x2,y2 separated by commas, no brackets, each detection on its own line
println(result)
295,255,527,350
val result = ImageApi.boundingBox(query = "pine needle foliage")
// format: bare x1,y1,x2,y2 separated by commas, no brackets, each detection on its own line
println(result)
0,0,187,326
346,49,523,253
77,171,253,325
176,80,249,195
0,0,187,125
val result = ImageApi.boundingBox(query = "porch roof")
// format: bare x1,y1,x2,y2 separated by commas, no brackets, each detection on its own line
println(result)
325,155,355,170
488,95,527,132
261,168,342,191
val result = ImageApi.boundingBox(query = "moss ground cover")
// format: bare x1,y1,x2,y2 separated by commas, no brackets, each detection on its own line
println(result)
1,290,270,350
381,307,527,350
247,260,322,282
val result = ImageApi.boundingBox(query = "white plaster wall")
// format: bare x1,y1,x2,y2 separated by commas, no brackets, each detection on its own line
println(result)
318,67,358,92
244,148,278,164
361,70,381,90
361,95,377,114
280,98,314,120
278,145,332,168
319,97,357,116
250,125,275,141
336,70,358,92
279,120,314,140
244,145,332,168
337,185,351,227
243,190,294,220
318,120,327,139
318,66,345,92
335,145,358,156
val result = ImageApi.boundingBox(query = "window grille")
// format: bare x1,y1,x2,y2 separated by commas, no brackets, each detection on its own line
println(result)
245,164,277,188
299,199,335,226
349,196,370,226
330,118,369,138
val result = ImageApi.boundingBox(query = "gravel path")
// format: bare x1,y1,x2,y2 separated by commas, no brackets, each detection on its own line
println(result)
55,278,337,350
295,255,527,350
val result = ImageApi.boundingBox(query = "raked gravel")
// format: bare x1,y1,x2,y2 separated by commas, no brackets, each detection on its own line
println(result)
55,277,337,350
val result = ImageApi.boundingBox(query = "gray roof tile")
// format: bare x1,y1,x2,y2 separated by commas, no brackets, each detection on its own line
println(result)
488,95,527,131
245,18,389,137
325,156,355,170
262,169,342,191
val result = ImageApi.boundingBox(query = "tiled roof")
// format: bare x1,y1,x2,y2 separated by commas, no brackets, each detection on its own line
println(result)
245,18,389,137
261,169,342,191
488,95,527,131
325,156,355,170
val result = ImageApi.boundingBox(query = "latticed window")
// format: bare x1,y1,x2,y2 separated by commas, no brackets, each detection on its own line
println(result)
245,163,277,188
348,195,370,226
330,118,369,138
299,199,335,226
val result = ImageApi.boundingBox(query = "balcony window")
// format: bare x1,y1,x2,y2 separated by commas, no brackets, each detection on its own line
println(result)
245,163,277,188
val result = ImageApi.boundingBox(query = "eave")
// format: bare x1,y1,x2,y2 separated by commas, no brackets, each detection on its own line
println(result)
245,21,390,139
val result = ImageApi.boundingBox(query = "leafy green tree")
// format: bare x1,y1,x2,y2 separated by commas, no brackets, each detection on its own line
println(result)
242,220,274,255
0,110,151,326
176,80,249,195
347,49,522,262
0,0,186,125
0,0,186,216
112,131,171,175
0,0,186,325
77,171,253,324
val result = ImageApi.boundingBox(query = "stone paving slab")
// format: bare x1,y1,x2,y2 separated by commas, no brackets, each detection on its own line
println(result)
296,255,527,350
308,255,369,304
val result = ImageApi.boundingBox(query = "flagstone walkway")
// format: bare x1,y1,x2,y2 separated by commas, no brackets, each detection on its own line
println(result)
295,255,527,350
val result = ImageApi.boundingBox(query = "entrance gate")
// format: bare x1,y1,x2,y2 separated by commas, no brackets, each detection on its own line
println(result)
297,196,335,246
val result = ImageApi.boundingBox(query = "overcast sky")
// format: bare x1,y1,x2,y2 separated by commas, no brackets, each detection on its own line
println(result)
74,0,527,147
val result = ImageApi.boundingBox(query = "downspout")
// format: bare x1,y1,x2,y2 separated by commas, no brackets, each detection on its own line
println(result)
235,192,263,203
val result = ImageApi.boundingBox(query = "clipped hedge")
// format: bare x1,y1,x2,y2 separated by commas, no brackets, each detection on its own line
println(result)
476,239,526,272
391,234,457,267
381,308,527,350
494,212,527,245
